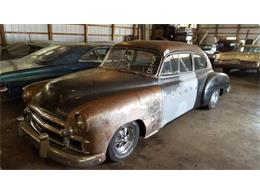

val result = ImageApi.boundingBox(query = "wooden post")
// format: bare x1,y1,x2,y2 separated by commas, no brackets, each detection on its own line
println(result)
0,24,7,46
245,29,250,42
84,24,88,43
215,24,219,39
47,24,53,40
236,24,241,42
137,25,140,40
133,24,136,40
112,24,115,41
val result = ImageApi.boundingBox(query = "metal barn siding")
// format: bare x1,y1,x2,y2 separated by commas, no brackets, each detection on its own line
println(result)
88,24,112,42
4,24,48,43
52,24,84,42
0,24,140,45
199,24,260,44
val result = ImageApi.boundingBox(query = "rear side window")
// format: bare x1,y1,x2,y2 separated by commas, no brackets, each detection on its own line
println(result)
95,48,109,60
161,53,192,75
80,48,109,62
193,54,207,70
80,50,99,61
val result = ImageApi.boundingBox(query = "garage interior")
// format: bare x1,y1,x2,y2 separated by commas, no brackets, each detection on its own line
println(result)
0,24,260,169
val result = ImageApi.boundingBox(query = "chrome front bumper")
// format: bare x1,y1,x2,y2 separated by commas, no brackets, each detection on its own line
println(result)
18,121,106,168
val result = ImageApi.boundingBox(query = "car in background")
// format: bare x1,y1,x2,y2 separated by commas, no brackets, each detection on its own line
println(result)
0,43,111,100
18,40,230,167
0,41,53,61
214,45,260,75
216,39,237,52
201,44,216,64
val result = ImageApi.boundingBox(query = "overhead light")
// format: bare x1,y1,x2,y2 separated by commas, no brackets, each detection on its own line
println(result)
226,37,237,40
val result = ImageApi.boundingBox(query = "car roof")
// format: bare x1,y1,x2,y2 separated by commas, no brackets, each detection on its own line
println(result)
114,40,204,56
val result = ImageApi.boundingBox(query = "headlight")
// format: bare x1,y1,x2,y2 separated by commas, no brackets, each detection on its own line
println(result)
75,113,85,129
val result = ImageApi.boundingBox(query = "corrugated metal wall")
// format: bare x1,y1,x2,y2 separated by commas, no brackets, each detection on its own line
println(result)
199,24,260,44
2,24,136,44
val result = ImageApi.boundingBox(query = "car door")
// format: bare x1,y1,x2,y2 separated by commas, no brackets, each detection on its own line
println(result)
159,53,198,127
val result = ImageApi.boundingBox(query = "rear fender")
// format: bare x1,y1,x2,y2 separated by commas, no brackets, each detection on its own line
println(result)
202,72,229,106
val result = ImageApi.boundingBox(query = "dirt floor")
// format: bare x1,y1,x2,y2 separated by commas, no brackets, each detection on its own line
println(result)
1,70,260,170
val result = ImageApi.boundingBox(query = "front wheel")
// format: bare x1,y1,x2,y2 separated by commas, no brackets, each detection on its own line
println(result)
107,121,139,162
207,89,220,109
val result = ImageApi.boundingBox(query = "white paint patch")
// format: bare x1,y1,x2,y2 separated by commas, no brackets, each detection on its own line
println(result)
161,72,198,127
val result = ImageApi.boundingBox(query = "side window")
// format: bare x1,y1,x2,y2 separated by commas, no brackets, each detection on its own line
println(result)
161,55,178,75
178,53,192,72
193,54,207,70
79,50,99,62
95,48,109,60
161,53,192,76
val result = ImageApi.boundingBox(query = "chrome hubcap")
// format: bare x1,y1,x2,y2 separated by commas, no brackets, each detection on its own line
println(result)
210,90,219,106
115,124,135,155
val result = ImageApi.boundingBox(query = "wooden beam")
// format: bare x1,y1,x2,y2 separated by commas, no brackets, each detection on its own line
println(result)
245,29,250,41
47,24,53,40
112,24,115,41
137,25,140,39
215,24,219,38
133,24,136,40
84,24,88,43
236,24,241,42
0,24,7,46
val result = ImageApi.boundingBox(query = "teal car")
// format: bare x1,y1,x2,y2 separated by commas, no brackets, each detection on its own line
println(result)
0,43,111,100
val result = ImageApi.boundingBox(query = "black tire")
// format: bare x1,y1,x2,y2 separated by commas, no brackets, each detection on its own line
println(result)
107,121,139,162
206,89,220,110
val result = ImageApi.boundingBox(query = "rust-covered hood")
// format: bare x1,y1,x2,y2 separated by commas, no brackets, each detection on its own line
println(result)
32,68,158,118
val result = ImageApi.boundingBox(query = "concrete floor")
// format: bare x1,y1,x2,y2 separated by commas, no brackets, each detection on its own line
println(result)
1,70,260,169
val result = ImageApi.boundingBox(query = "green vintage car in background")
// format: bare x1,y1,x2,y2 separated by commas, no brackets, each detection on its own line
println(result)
0,43,111,100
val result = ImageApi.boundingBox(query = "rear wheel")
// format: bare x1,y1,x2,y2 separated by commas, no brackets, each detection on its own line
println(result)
107,121,139,162
207,89,220,109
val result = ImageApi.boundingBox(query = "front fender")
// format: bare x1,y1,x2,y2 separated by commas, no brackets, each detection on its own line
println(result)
22,79,51,103
202,72,230,105
69,86,162,154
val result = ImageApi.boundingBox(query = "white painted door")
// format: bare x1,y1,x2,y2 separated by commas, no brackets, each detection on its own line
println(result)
159,53,198,127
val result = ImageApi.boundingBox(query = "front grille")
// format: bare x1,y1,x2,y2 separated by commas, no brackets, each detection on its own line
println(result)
25,105,88,154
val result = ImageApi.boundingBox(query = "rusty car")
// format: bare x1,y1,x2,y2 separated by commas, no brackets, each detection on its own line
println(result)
214,45,260,75
18,40,230,167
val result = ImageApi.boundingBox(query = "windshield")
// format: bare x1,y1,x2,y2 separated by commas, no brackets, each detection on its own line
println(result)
102,47,161,76
30,45,69,62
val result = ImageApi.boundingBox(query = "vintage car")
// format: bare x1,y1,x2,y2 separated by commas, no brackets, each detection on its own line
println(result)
18,40,230,167
214,45,260,75
0,43,111,99
200,44,217,64
0,41,52,61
